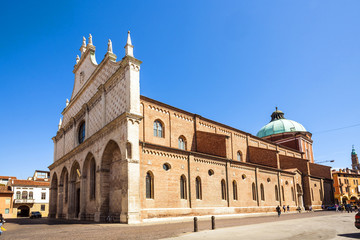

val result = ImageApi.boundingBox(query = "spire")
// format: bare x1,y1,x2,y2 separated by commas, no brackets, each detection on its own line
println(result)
88,34,93,46
107,39,113,53
270,107,285,122
80,36,86,55
76,55,80,64
124,31,134,57
58,118,62,130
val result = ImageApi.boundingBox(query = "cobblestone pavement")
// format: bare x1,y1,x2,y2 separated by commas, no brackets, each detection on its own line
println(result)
0,211,342,240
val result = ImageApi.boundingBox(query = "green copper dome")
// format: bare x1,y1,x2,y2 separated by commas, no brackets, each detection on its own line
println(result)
256,108,307,138
352,145,357,155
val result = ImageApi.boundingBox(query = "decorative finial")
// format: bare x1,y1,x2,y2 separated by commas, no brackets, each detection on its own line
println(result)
125,31,134,57
107,39,113,53
82,36,86,47
66,99,69,106
76,55,80,64
58,118,62,130
80,37,87,55
127,31,132,45
88,34,93,46
276,106,278,111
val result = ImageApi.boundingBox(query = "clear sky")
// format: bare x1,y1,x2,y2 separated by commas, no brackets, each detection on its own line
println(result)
1,0,359,179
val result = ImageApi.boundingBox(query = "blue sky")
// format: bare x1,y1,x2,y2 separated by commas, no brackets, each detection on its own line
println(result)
1,0,359,179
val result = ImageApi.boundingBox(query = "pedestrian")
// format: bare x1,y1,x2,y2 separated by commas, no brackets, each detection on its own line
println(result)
0,213,5,236
297,206,301,213
309,206,312,212
335,204,339,212
283,205,286,212
276,205,281,217
287,205,290,212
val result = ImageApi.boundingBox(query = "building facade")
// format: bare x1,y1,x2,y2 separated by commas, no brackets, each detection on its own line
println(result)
333,146,360,205
0,185,13,218
8,171,50,217
49,33,334,223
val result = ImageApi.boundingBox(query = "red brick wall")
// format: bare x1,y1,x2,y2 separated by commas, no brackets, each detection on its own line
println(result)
279,155,308,174
248,146,278,168
309,163,332,179
196,131,227,158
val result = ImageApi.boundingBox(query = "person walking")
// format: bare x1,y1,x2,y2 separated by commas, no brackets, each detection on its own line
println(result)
282,205,286,212
287,205,290,212
0,213,5,236
276,205,281,217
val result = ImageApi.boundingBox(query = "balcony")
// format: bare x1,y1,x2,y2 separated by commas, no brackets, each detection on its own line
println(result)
14,199,35,204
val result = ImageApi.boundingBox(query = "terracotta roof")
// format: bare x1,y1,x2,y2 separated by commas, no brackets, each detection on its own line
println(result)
0,176,17,180
0,185,13,193
11,179,50,187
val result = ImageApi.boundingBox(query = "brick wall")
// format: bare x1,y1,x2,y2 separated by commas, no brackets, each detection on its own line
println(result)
248,146,278,168
196,131,227,158
309,163,332,179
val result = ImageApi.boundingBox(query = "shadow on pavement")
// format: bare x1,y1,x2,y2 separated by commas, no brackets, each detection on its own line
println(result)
338,233,360,239
5,218,120,225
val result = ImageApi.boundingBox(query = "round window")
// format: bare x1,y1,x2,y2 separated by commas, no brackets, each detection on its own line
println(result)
285,181,289,185
163,163,171,171
242,174,246,180
208,169,214,176
267,178,271,183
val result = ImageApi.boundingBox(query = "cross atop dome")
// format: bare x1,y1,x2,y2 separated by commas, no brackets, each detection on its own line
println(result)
270,107,285,122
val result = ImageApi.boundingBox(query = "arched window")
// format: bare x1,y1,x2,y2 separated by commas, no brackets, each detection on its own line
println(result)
178,136,186,150
78,121,86,144
282,186,285,201
275,185,279,201
311,188,314,201
180,175,187,199
260,183,265,201
196,177,202,200
16,191,21,199
146,171,154,199
64,173,68,203
90,159,96,200
29,191,33,200
22,191,28,200
237,151,242,161
252,183,256,201
221,179,226,200
153,120,163,137
233,181,238,200
291,187,294,201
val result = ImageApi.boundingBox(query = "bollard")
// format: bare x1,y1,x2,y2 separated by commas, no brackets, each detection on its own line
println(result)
194,217,198,232
211,216,215,230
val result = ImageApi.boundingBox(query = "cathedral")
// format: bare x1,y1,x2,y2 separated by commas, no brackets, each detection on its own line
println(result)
48,32,334,223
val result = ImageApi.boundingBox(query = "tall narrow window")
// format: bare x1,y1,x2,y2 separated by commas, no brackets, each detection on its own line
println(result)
196,177,202,200
90,159,96,200
153,120,163,137
180,175,187,199
146,171,154,199
178,136,186,150
252,183,256,201
275,185,279,201
233,181,238,200
78,121,86,144
221,179,226,200
22,191,28,200
291,187,294,201
237,151,242,161
260,183,265,201
16,191,21,199
126,142,132,159
282,186,285,201
319,189,323,201
29,192,33,200
64,173,68,203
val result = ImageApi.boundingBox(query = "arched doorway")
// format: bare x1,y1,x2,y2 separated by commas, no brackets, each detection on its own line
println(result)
69,161,81,219
49,172,58,218
100,140,122,221
17,205,30,217
82,152,97,219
